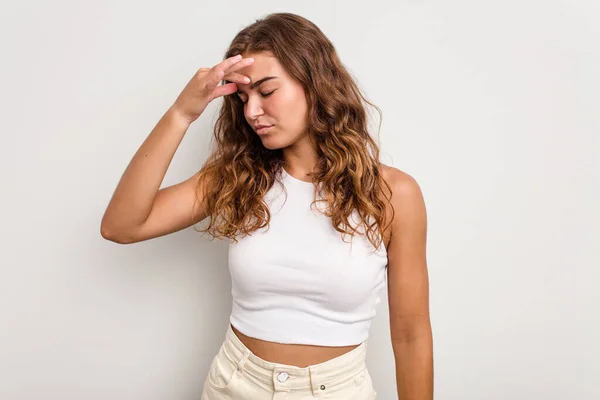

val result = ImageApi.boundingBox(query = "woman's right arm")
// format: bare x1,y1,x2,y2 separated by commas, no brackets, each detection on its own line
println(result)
100,54,254,244
100,107,207,244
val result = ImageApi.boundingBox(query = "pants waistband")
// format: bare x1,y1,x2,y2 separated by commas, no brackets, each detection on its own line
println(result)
222,324,368,395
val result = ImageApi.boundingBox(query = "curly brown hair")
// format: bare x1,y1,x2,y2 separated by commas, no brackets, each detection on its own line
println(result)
194,12,393,253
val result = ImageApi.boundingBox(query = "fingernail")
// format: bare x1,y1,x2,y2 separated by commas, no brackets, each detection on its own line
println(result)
244,77,250,83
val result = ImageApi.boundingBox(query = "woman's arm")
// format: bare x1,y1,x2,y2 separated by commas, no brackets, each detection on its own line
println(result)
385,167,434,400
101,55,254,244
100,107,208,244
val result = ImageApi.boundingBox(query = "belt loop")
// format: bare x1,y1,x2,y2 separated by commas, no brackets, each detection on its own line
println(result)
236,348,250,377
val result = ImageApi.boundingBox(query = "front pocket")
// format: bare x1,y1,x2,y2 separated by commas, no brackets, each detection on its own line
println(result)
356,368,377,400
352,369,367,386
320,367,371,399
205,347,240,391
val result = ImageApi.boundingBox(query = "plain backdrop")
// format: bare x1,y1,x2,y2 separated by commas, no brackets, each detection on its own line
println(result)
1,1,598,399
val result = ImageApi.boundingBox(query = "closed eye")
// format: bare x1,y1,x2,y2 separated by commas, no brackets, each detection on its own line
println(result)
239,90,276,104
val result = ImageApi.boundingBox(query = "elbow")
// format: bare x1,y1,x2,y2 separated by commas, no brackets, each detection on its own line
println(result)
100,218,135,244
390,316,433,344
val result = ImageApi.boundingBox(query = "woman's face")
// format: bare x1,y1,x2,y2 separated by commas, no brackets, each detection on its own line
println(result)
235,51,309,149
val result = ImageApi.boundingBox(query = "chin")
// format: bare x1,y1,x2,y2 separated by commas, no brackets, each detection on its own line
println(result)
257,133,284,150
260,140,284,150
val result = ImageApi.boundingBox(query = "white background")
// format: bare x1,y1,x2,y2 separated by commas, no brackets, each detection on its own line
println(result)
1,1,598,399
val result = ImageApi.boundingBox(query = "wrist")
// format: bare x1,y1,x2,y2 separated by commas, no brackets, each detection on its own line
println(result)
167,105,195,126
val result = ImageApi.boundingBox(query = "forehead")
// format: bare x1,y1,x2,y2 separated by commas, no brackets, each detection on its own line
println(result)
238,51,285,79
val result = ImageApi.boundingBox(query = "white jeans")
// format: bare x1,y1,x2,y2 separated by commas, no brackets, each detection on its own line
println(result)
201,324,377,399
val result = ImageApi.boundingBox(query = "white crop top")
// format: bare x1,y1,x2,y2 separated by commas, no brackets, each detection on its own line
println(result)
228,167,388,346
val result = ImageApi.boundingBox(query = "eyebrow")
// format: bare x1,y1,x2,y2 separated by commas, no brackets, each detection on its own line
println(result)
237,76,278,94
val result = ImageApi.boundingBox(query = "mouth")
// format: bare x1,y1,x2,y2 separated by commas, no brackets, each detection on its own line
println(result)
256,125,274,134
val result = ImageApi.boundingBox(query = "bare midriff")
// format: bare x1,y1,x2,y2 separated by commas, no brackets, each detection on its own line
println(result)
231,324,361,368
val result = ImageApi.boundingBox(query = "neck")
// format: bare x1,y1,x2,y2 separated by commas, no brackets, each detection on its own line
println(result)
282,134,319,179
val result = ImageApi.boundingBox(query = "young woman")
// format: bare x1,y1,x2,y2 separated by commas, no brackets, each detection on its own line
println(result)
101,12,433,400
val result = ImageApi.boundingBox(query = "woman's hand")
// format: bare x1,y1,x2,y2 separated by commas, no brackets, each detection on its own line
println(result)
171,54,254,123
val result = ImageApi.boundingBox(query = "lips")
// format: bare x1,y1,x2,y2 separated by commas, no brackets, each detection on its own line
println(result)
256,125,273,134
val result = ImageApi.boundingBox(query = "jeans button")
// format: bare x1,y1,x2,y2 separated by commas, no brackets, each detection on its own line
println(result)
277,372,289,383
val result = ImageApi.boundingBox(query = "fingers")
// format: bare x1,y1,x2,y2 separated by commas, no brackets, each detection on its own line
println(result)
223,71,250,85
206,55,254,98
212,55,254,81
213,82,238,99
225,56,254,74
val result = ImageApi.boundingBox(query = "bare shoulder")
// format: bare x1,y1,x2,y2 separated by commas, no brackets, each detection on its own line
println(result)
379,163,427,233
379,163,424,200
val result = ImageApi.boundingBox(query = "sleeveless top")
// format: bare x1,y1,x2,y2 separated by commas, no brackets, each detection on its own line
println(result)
228,167,388,346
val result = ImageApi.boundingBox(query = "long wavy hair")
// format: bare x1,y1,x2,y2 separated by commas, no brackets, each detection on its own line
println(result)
194,12,393,253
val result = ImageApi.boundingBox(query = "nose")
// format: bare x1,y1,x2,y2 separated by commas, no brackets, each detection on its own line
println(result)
244,96,264,122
